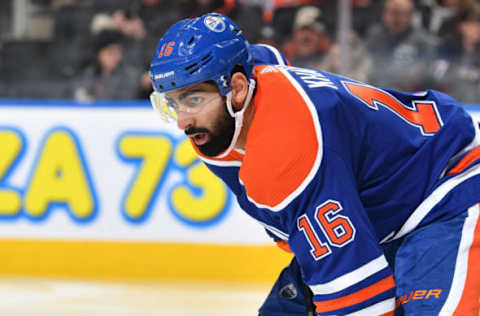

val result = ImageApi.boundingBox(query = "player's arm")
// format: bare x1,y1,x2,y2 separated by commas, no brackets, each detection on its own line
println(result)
236,66,395,315
240,146,396,315
287,153,395,316
290,200,395,315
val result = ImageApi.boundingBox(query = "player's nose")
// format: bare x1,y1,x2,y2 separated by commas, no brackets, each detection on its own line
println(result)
177,113,194,131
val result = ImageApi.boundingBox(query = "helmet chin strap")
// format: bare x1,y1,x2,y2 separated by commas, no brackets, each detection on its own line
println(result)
215,78,256,159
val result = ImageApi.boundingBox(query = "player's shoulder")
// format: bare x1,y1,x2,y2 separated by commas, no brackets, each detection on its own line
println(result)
255,65,345,99
250,44,289,67
253,65,345,121
239,66,325,211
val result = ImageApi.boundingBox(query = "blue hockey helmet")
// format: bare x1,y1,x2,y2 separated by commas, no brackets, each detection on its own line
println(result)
149,13,254,96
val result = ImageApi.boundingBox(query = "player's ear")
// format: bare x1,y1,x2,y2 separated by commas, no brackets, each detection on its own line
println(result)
230,72,248,111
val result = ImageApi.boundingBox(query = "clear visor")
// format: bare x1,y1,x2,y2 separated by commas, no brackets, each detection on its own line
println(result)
150,90,223,122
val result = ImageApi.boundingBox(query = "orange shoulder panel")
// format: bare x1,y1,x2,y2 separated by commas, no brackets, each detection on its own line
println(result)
240,65,320,208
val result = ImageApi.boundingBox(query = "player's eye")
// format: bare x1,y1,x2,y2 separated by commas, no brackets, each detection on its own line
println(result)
165,96,179,111
185,96,204,108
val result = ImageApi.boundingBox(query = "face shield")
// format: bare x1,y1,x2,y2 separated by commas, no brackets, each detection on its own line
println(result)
150,89,223,123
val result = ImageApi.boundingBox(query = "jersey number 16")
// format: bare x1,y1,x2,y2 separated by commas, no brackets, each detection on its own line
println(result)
297,200,356,261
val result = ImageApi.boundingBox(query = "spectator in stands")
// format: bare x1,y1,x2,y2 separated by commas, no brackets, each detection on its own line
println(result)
281,6,330,69
50,1,94,78
180,0,230,17
432,4,480,103
319,32,372,82
130,0,182,61
418,0,475,39
90,9,154,100
90,7,155,67
263,0,327,24
110,8,147,68
257,24,282,49
365,0,437,91
73,30,141,102
351,0,385,37
90,12,146,67
123,0,183,99
133,0,181,36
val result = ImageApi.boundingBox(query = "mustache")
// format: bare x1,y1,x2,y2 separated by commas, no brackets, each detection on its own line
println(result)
185,127,210,136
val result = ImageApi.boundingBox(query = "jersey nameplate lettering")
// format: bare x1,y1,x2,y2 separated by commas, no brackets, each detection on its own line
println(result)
279,65,338,90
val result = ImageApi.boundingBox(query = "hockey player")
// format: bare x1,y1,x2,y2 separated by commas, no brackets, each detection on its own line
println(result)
149,13,480,316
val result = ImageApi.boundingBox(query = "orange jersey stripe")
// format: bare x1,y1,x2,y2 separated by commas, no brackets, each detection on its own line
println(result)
380,311,395,316
452,204,480,315
314,275,395,314
448,146,480,175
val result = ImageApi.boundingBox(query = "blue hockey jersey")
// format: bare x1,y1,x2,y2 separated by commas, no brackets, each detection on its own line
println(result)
189,52,480,314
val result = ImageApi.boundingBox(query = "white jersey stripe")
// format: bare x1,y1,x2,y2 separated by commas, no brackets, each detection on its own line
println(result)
309,255,388,295
438,204,479,315
379,231,396,244
199,156,242,167
393,162,480,240
346,298,395,316
255,219,289,240
198,149,244,167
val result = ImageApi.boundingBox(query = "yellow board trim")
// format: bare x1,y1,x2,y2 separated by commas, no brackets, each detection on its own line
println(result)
0,239,293,282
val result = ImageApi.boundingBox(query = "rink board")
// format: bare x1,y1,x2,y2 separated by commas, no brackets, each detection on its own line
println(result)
0,99,292,281
0,99,477,280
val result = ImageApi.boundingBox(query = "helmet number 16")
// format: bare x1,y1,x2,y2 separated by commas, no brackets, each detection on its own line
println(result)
158,42,175,58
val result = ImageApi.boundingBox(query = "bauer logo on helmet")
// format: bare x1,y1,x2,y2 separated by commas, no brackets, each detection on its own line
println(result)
153,71,174,80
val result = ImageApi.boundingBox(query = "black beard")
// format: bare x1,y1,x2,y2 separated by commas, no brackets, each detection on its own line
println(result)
185,106,235,157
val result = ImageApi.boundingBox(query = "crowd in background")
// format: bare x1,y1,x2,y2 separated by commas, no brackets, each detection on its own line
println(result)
0,0,479,104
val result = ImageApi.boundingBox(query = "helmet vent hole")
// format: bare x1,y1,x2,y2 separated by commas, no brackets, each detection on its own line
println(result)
200,54,213,66
185,53,214,74
171,82,176,87
188,37,195,44
185,63,198,71
159,85,164,89
201,53,212,61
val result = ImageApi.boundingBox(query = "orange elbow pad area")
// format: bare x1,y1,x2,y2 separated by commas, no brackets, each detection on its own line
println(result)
276,240,292,253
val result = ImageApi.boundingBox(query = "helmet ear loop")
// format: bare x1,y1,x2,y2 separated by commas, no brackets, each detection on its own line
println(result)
216,79,256,159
